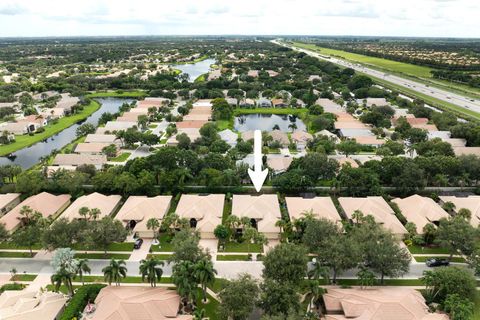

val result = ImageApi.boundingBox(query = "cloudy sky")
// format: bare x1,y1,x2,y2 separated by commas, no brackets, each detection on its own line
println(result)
0,0,478,38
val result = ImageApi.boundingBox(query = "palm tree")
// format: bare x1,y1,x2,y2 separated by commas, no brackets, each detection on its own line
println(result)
102,259,127,286
288,123,297,132
308,260,330,284
147,218,160,245
195,259,217,303
78,207,89,220
139,257,164,287
18,206,34,226
305,280,325,313
51,268,74,296
172,261,198,309
89,208,101,221
76,259,91,285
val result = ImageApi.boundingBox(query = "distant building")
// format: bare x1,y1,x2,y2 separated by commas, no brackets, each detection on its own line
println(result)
256,98,272,108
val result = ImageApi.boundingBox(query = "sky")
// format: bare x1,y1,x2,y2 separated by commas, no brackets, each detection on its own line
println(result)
0,0,479,38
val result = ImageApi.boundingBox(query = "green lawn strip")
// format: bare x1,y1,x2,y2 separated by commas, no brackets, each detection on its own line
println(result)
414,256,466,263
81,275,173,284
292,42,433,78
0,100,100,156
46,284,81,294
196,290,220,320
72,242,134,252
10,274,37,281
407,245,449,254
194,74,206,83
474,293,480,320
0,251,36,258
221,198,232,223
109,152,131,162
222,241,263,253
73,253,130,260
86,91,147,98
146,254,172,260
216,254,250,261
148,124,158,129
0,242,42,250
208,278,230,293
216,119,233,130
333,278,424,286
150,234,175,252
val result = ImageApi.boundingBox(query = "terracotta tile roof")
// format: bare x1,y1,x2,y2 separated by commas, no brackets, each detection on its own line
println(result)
175,194,225,234
232,194,281,234
61,192,121,220
286,197,341,223
439,195,480,227
0,192,71,231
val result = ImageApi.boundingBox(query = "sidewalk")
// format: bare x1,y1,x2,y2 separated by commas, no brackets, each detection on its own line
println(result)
128,239,153,262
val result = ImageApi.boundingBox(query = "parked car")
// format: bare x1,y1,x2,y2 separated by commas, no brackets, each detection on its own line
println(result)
134,238,143,249
426,258,450,267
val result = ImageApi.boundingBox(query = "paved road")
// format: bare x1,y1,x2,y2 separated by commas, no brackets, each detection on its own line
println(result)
272,40,480,117
0,258,467,280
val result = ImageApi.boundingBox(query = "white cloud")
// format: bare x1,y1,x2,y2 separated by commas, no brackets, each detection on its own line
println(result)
0,0,478,37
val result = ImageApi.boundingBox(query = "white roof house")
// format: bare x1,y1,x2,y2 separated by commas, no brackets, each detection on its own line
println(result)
85,134,121,145
218,129,238,147
52,154,107,169
0,193,21,216
232,194,282,239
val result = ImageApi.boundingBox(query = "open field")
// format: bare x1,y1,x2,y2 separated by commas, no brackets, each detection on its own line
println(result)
293,42,433,78
292,42,480,98
0,100,100,157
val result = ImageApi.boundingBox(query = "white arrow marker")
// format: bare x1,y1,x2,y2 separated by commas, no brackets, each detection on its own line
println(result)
248,130,269,192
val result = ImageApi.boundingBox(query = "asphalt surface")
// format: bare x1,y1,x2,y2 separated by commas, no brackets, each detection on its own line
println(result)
272,40,480,116
0,258,466,280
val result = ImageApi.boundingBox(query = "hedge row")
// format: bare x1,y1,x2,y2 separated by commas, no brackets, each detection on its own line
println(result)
60,284,106,320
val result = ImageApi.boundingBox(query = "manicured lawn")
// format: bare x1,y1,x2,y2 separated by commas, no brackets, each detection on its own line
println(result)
474,293,480,320
148,124,158,129
407,245,449,255
194,74,206,83
216,254,250,261
0,251,36,258
150,234,175,252
72,242,134,252
159,138,167,144
292,42,433,78
414,256,466,263
74,253,130,260
216,119,233,130
196,291,220,320
81,275,173,284
208,278,230,293
109,152,131,162
10,274,37,281
222,241,263,253
146,254,172,260
0,242,42,250
0,100,100,156
86,91,147,98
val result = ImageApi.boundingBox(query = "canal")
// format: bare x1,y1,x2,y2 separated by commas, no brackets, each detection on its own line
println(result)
0,98,133,169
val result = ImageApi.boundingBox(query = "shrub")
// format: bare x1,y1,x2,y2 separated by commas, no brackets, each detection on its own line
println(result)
60,284,106,320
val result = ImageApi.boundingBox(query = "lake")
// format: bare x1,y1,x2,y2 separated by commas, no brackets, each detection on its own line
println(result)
0,98,133,169
172,58,216,82
234,114,307,132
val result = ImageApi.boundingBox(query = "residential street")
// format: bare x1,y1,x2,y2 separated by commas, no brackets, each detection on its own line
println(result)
0,258,467,280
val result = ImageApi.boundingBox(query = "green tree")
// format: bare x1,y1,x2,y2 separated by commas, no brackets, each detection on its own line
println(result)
146,218,160,244
139,257,164,287
436,216,476,259
356,266,376,289
15,171,47,196
51,267,75,296
170,229,204,263
214,224,230,248
102,259,127,286
195,258,217,303
336,139,361,156
444,294,474,320
218,274,259,320
172,260,199,310
259,280,300,316
262,243,307,286
76,258,91,285
76,123,95,137
12,224,42,257
421,267,477,304
87,217,127,257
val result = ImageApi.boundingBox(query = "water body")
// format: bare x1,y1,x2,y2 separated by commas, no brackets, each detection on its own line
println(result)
172,58,216,82
234,114,307,132
0,98,133,169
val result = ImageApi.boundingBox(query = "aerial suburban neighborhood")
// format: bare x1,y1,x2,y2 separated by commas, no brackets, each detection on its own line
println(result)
0,1,479,320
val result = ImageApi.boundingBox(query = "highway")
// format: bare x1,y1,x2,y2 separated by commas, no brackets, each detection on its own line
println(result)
272,40,480,117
